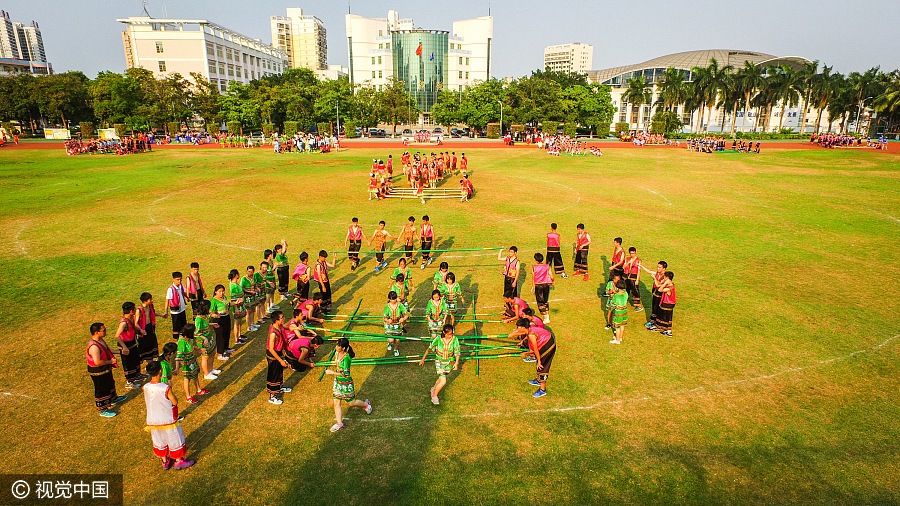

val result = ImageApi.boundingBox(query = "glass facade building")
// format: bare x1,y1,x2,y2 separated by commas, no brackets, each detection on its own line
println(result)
392,30,448,113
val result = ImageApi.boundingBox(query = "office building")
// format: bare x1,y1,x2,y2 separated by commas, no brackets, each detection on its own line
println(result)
0,10,51,76
271,7,327,71
118,16,288,92
544,43,592,74
346,10,493,115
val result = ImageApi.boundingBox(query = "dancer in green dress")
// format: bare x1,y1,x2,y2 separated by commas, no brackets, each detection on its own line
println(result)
324,338,372,432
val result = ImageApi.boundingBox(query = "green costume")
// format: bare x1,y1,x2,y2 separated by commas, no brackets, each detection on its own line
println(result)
611,290,628,327
194,315,215,355
332,353,356,401
383,302,408,336
439,283,463,313
426,298,448,334
429,335,460,375
176,336,199,379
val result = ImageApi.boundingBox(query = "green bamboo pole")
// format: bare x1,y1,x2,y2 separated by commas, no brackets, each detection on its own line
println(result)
319,326,510,341
473,294,480,376
327,246,506,255
318,299,362,382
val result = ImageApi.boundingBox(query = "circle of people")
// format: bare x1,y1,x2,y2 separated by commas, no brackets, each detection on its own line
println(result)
84,219,677,471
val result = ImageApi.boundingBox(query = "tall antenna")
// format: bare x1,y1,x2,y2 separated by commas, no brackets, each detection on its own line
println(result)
141,0,151,17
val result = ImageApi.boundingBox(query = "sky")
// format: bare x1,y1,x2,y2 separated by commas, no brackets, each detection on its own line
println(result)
3,0,899,78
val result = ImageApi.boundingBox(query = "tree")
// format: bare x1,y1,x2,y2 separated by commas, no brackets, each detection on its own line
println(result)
770,65,800,132
32,71,92,128
352,85,379,128
656,67,688,112
736,61,765,132
812,65,842,133
430,90,463,126
796,60,819,134
459,79,504,129
873,70,900,134
560,83,615,136
314,76,353,132
650,110,683,135
846,66,881,133
621,75,651,131
189,72,221,130
375,77,417,137
691,59,732,132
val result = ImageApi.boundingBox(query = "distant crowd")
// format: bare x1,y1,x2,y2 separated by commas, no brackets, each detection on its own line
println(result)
65,135,153,156
811,133,888,150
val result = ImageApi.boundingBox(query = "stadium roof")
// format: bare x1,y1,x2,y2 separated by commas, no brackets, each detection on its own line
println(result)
589,49,811,85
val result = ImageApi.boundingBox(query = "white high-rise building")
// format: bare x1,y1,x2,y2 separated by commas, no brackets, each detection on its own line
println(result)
544,43,593,74
271,7,327,72
118,17,288,93
0,10,52,76
346,10,492,115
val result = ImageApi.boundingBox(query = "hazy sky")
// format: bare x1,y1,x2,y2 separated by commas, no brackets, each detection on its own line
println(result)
3,0,898,78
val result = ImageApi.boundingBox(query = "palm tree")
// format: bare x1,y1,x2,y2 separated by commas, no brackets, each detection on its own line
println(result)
796,60,819,134
770,65,800,132
690,58,732,132
812,65,842,133
873,70,900,134
846,66,881,133
656,67,688,112
715,72,739,133
752,72,779,133
736,61,765,133
622,75,652,131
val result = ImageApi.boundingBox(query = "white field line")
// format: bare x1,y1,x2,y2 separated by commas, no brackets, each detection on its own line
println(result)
640,186,673,206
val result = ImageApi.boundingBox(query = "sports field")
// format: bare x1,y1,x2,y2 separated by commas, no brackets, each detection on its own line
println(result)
1,144,898,505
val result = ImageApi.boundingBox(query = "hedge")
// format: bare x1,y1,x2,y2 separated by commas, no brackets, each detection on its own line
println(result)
80,121,94,139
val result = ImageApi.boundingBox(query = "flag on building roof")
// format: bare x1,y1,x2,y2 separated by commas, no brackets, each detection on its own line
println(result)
415,43,423,56
430,52,434,61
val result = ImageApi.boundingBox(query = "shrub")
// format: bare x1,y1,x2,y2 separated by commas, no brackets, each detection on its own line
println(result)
343,121,357,138
317,122,331,136
262,123,274,138
80,121,94,139
563,121,577,137
615,122,630,137
283,121,298,137
650,111,683,135
486,122,500,139
113,124,127,138
226,121,242,135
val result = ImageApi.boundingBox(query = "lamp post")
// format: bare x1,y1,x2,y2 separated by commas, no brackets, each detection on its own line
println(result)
498,99,503,139
336,98,340,138
855,96,873,134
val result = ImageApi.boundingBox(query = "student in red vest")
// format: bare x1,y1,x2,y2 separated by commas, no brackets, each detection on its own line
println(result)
641,260,669,329
265,310,291,405
531,252,554,324
451,151,458,173
116,301,145,389
165,272,189,341
460,153,468,174
420,215,435,269
314,250,336,310
137,292,167,363
650,271,676,337
498,246,520,299
509,318,556,398
622,247,644,312
291,252,312,299
344,218,368,271
573,224,591,281
608,237,625,282
546,223,568,279
186,262,206,317
86,322,126,417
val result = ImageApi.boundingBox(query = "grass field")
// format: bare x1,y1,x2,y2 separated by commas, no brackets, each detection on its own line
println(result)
1,145,898,505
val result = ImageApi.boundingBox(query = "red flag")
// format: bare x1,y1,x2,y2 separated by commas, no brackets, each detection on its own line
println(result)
415,43,423,56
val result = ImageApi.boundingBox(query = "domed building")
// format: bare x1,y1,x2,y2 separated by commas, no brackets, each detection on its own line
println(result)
587,49,824,134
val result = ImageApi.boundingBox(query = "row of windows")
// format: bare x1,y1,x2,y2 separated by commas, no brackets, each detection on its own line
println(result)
377,42,391,50
371,56,382,64
457,71,470,79
457,57,470,65
371,70,383,78
204,41,283,72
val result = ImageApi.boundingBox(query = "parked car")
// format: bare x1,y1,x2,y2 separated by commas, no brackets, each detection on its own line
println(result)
430,127,444,142
367,128,387,138
401,128,413,138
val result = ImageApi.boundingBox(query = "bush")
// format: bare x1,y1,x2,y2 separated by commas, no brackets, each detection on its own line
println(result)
262,123,274,138
113,124,127,138
316,122,331,136
226,121,242,135
615,122,630,137
486,122,500,139
283,121,298,137
563,121,577,137
343,121,357,138
650,111,683,136
80,121,94,139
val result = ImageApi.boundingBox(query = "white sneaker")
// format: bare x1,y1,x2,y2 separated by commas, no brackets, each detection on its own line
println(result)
279,387,292,393
212,369,222,375
431,396,440,405
387,343,393,351
365,399,373,414
393,349,400,357
330,423,344,432
420,263,426,270
543,315,550,324
268,396,283,405
204,373,218,380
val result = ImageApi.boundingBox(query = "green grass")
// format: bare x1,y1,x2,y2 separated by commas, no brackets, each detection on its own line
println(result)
0,145,898,505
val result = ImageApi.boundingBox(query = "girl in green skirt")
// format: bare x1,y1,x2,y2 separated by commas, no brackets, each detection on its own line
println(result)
323,338,372,432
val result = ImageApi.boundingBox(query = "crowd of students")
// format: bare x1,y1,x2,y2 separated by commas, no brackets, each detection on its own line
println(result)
811,133,889,150
367,151,473,203
64,135,153,156
272,132,337,154
542,135,594,156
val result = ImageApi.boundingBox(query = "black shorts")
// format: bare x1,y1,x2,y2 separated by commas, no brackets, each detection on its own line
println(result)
503,276,518,298
171,311,187,336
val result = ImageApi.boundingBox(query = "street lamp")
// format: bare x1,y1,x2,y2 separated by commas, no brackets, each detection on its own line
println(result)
498,100,503,139
336,98,340,139
855,96,873,134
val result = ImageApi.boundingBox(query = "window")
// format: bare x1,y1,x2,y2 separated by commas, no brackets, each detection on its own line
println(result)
219,63,225,75
459,57,462,64
243,54,248,64
385,43,390,49
158,61,166,72
219,80,228,92
465,57,469,65
206,42,214,54
216,45,223,58
228,64,234,77
450,43,454,49
372,70,376,78
378,43,383,49
458,71,463,78
378,30,383,36
378,56,382,64
378,85,382,91
155,41,164,53
208,61,217,74
465,72,469,79
378,70,383,78
372,56,376,64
